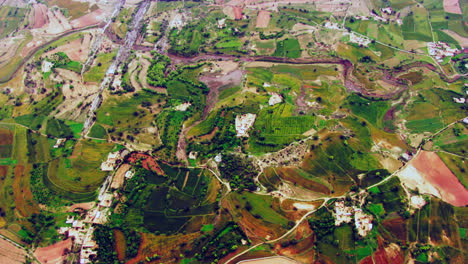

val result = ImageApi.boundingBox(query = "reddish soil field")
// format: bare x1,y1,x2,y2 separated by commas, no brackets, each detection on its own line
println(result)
34,238,72,264
70,9,105,28
127,232,200,264
127,153,164,175
255,10,271,28
382,216,406,242
0,129,13,145
412,151,468,206
114,229,127,261
444,0,462,14
360,238,404,264
222,196,286,242
32,4,48,29
276,167,331,195
233,6,244,20
0,165,8,178
13,165,37,218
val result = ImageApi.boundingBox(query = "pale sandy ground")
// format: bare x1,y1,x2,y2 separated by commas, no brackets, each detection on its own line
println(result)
273,181,326,200
444,0,462,14
292,202,316,210
70,9,106,28
238,256,300,264
292,23,317,32
111,164,131,189
398,164,441,198
0,0,28,7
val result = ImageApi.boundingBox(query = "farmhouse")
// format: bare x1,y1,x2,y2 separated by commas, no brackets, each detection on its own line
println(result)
100,149,128,171
354,207,373,236
428,42,459,62
268,93,282,106
334,201,353,226
53,138,66,148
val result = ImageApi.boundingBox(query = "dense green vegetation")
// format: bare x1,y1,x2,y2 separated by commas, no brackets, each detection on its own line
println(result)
219,154,257,191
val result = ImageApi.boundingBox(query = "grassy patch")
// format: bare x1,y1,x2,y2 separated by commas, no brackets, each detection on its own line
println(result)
89,124,107,139
46,118,74,138
83,51,116,83
273,38,301,58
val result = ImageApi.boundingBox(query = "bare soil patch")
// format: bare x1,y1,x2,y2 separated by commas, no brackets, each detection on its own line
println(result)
112,164,131,189
411,151,468,206
0,129,13,145
444,0,462,14
43,32,92,62
67,202,95,212
71,9,106,29
32,4,48,29
255,10,271,28
34,238,72,264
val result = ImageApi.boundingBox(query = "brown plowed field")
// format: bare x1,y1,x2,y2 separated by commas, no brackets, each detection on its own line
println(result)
412,151,468,206
13,165,37,218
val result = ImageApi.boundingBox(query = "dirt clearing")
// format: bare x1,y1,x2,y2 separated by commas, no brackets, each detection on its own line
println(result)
398,151,468,206
43,33,92,62
255,10,271,28
444,0,462,14
34,238,72,264
32,3,48,29
71,9,106,28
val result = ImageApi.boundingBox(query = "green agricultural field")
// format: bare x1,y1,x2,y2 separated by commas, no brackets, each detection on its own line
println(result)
345,94,390,129
250,104,315,152
232,191,288,226
46,118,74,138
273,38,301,58
96,90,162,127
44,140,114,201
64,121,84,138
0,6,28,38
89,124,107,139
84,51,116,83
401,6,433,42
